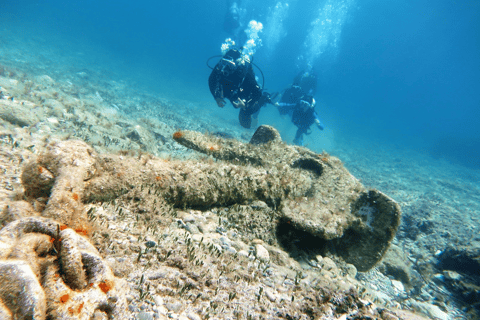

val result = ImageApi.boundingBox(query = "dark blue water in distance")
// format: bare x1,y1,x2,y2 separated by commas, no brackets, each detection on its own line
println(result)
1,0,479,168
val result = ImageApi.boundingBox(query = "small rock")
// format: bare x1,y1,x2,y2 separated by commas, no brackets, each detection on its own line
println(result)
138,311,155,320
344,263,357,278
186,313,202,320
319,257,337,271
391,280,405,292
212,243,223,253
183,215,196,223
255,244,270,261
410,300,448,320
129,304,140,312
264,289,277,302
145,240,157,248
238,250,249,257
185,222,200,234
154,295,164,306
226,247,237,254
249,125,282,145
443,270,462,281
165,301,183,313
220,236,231,246
191,234,203,242
149,271,167,280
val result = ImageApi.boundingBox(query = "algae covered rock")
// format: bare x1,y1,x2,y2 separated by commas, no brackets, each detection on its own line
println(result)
173,125,401,271
17,127,399,272
0,217,128,319
21,140,98,231
3,126,400,320
0,98,44,127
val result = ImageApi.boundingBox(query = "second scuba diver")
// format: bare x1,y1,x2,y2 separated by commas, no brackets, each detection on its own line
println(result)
276,69,325,146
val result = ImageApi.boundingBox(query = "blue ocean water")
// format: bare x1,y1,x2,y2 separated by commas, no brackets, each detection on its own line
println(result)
2,0,478,167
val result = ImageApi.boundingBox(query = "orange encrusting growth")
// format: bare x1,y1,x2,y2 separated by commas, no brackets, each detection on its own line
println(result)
173,131,183,139
75,226,88,236
60,294,70,303
99,280,114,293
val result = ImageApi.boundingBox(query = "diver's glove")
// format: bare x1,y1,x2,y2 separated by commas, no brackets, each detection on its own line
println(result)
215,98,226,108
232,98,246,109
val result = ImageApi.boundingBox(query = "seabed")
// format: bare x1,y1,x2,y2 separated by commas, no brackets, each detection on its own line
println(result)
0,27,479,320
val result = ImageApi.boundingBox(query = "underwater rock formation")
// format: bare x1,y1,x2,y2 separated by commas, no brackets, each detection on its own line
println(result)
0,217,128,319
0,125,400,318
14,126,400,273
21,140,97,232
173,125,401,271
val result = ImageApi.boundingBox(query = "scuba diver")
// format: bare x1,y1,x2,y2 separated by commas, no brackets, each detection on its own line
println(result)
276,69,325,146
278,69,318,116
290,95,324,146
208,47,274,129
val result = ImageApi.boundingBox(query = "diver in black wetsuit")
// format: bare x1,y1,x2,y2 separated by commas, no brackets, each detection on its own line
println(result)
208,48,273,128
278,69,318,115
290,95,324,145
276,69,325,145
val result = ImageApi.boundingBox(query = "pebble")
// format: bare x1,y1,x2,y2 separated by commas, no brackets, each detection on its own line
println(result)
216,226,227,234
186,313,202,320
183,215,196,223
220,236,231,246
149,271,167,280
265,289,277,302
319,256,337,271
154,295,164,306
129,304,140,312
391,280,404,292
145,240,157,248
137,311,155,320
443,270,462,281
191,234,203,242
255,244,270,261
157,306,169,316
165,301,183,313
409,300,448,320
344,263,357,278
156,313,168,320
238,250,249,257
185,222,200,234
212,243,223,253
226,247,237,254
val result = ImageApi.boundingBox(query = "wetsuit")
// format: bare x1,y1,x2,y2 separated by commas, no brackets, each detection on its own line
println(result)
278,85,303,116
208,48,269,128
290,96,324,146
